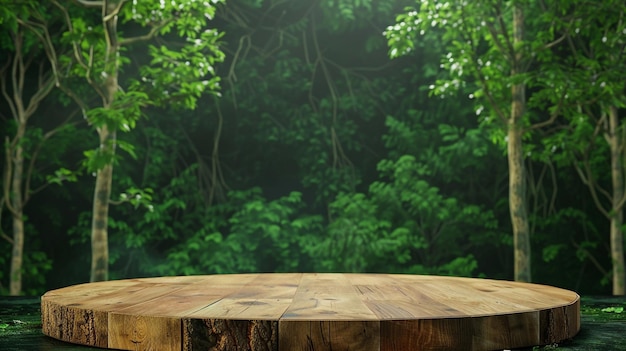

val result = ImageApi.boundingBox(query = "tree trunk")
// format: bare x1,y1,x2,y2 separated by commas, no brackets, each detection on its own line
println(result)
9,143,25,295
608,105,625,295
90,135,114,282
89,0,120,282
509,5,531,282
508,118,531,282
2,27,57,295
89,54,117,283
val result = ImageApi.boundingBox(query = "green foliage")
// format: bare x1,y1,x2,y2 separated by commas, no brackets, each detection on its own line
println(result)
86,91,148,132
0,1,44,49
119,0,224,35
80,0,507,279
21,250,52,296
0,225,53,295
602,306,624,314
136,30,225,109
308,141,497,276
59,0,227,168
152,188,323,275
116,187,154,211
82,142,116,172
2,0,622,296
308,192,403,272
320,0,403,31
542,244,565,263
80,91,149,170
384,0,569,141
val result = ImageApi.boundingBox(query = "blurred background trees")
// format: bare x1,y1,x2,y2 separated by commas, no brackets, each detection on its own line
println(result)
1,0,624,296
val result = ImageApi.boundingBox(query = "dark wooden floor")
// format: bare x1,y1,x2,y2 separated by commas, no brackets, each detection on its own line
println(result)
1,295,625,351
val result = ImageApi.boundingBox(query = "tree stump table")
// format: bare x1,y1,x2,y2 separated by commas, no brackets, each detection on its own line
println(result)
41,273,580,351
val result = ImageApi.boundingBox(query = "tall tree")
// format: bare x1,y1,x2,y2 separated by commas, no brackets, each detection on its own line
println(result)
385,0,568,281
571,0,626,296
54,0,225,281
539,0,626,294
0,2,69,295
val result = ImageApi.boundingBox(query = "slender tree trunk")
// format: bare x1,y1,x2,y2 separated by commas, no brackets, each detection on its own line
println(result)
509,5,531,282
9,143,25,295
89,92,117,282
90,132,114,282
508,117,531,282
608,105,625,295
2,27,58,295
89,0,120,282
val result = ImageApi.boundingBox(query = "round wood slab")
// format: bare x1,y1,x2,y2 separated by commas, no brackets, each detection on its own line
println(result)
41,273,580,351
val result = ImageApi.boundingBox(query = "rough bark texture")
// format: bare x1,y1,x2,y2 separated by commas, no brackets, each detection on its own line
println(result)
183,319,278,351
90,155,113,282
539,299,581,344
509,124,531,282
9,143,24,295
608,106,625,295
40,298,109,348
509,5,531,283
90,0,120,282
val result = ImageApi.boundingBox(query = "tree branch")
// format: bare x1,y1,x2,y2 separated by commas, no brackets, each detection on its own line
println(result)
574,116,612,218
0,58,18,122
51,0,106,100
16,18,62,86
118,21,170,46
74,0,104,8
547,159,558,215
11,32,25,120
0,204,13,244
24,110,83,204
3,137,18,217
225,34,251,110
208,97,229,206
544,31,568,50
571,238,609,277
23,68,56,119
485,22,512,61
51,1,88,71
529,89,567,130
495,0,516,59
103,0,127,22
457,18,509,124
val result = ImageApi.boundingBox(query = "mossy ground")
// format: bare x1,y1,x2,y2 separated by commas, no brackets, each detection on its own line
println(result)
0,297,42,336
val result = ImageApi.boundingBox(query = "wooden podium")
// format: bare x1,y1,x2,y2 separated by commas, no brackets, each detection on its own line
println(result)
41,273,580,350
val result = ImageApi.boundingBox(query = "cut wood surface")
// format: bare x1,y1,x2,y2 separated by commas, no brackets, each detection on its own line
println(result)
41,273,580,351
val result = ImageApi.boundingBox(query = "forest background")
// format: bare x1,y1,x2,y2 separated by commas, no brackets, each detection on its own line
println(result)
1,0,625,297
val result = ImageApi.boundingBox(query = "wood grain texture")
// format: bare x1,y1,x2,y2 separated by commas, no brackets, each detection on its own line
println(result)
108,314,181,350
41,273,580,351
279,320,380,351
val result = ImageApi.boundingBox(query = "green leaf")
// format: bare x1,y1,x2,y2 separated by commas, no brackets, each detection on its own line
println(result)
47,168,79,185
542,244,565,263
117,140,137,159
601,306,624,314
